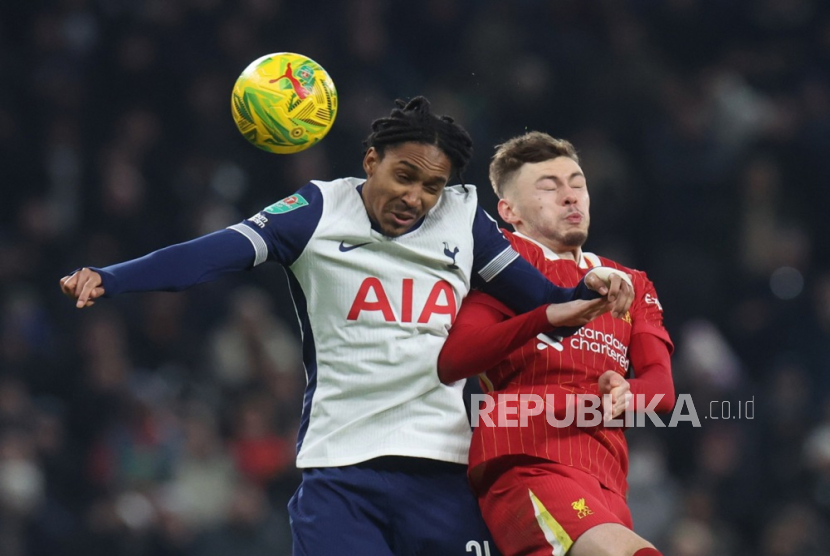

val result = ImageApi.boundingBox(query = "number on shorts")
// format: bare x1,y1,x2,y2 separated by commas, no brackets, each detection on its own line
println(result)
465,540,492,556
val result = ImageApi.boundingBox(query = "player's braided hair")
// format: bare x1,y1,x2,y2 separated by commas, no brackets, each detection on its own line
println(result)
363,96,473,184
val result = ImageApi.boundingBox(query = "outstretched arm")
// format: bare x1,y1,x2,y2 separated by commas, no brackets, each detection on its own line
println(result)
482,256,633,319
438,292,613,383
470,206,633,317
60,229,255,308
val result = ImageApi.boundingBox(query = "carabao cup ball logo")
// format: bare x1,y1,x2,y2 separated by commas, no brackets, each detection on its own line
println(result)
231,52,338,154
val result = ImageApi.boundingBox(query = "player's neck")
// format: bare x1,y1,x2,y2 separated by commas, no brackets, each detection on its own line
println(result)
515,230,583,263
530,233,582,263
547,244,582,263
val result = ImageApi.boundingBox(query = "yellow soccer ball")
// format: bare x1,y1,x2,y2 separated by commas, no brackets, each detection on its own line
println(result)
231,52,338,154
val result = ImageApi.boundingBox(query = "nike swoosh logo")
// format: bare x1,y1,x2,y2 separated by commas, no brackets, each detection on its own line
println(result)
338,241,371,252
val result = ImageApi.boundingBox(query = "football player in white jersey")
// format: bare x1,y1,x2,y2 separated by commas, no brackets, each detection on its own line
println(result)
61,97,632,555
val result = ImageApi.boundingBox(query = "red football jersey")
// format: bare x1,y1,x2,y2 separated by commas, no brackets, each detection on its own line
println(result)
454,231,673,497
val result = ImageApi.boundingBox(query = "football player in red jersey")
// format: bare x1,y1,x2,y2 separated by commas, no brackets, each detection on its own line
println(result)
438,132,674,556
59,99,635,556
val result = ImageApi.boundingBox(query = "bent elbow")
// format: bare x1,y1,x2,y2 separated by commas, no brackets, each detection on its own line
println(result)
437,356,462,385
656,385,676,413
437,366,454,385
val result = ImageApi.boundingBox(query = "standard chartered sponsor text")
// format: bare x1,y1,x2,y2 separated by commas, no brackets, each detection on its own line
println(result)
569,327,629,370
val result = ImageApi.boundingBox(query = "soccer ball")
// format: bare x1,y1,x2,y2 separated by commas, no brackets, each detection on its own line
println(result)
231,52,338,154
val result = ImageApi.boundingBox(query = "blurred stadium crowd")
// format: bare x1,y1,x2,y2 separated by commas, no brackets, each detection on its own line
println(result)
2,0,830,554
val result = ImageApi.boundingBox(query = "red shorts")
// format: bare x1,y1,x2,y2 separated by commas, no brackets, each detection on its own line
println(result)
472,456,632,556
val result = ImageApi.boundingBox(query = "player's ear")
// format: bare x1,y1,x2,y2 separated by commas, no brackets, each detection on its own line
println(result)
363,147,379,177
498,198,519,225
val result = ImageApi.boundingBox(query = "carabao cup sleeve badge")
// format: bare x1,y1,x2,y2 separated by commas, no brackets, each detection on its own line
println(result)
264,194,309,214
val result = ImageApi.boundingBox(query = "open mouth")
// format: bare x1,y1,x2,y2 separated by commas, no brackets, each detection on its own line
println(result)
390,211,417,226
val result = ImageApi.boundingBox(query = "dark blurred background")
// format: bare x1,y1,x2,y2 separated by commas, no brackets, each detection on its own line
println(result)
2,0,830,554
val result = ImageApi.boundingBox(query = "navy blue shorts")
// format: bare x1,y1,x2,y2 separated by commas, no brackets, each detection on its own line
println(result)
288,457,500,556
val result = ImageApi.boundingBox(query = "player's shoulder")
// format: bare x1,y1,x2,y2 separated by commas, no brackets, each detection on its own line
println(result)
504,230,549,262
588,253,633,272
256,181,324,216
442,183,479,203
310,176,361,194
301,177,364,209
502,229,529,247
502,228,527,249
445,182,478,194
312,176,362,186
588,253,652,283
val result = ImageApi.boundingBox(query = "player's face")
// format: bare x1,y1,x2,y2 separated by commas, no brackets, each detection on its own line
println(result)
499,156,590,249
362,143,452,237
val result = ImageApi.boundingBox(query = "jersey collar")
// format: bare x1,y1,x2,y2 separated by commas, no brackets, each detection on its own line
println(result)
512,231,598,269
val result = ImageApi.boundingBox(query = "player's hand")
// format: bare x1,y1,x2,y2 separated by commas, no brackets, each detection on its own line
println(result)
584,269,634,319
598,370,632,422
545,298,614,328
60,268,105,309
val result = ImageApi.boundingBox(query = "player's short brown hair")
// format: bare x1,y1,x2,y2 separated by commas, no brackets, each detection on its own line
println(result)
489,132,579,198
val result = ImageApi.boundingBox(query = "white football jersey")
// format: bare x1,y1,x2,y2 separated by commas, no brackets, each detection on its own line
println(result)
229,177,519,467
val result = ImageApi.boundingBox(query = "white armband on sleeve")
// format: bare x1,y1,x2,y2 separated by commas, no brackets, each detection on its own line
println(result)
228,223,269,266
478,247,520,282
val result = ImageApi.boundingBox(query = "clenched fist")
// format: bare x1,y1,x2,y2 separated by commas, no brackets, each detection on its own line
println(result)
59,268,105,308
